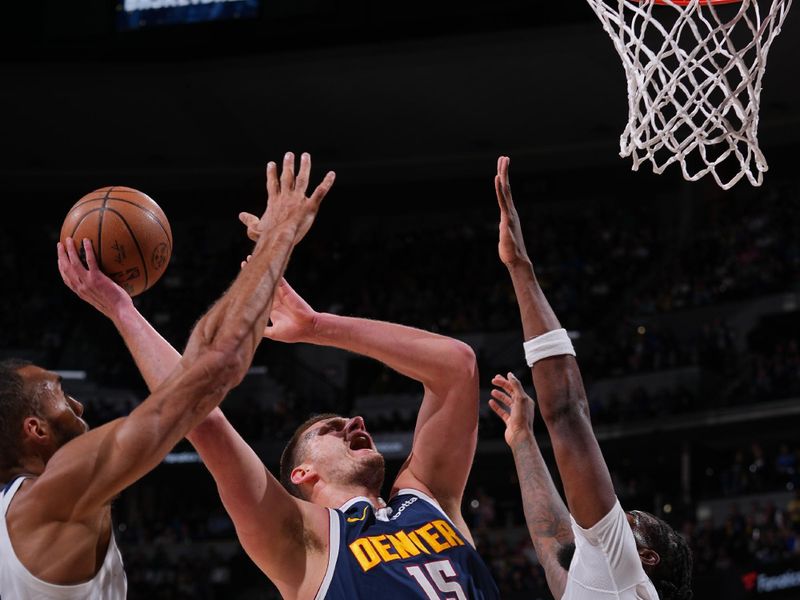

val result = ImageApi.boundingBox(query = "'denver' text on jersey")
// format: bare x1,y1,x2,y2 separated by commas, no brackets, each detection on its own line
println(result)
316,489,499,600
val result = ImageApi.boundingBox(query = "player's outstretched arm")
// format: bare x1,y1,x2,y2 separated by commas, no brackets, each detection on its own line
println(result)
489,372,572,599
47,149,317,510
58,238,264,532
42,152,330,508
260,277,478,530
55,154,335,593
495,155,616,528
57,235,181,389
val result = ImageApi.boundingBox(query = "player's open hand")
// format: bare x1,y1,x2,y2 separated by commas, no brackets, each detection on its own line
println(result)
258,152,335,246
495,156,531,268
489,372,536,449
263,279,318,343
57,237,133,320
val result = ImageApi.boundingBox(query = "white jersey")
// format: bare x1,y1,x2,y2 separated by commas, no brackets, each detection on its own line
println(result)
0,476,127,600
563,499,658,600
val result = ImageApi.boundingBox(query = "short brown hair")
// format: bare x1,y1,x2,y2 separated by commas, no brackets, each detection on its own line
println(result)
0,359,36,472
279,413,340,499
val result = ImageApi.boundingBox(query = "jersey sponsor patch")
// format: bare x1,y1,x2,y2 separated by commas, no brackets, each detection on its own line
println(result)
390,496,417,520
348,519,465,572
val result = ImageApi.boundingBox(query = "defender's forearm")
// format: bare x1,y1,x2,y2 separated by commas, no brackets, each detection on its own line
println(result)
506,260,589,422
511,434,572,598
506,260,561,341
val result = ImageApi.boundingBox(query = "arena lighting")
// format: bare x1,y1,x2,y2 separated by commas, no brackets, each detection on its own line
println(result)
375,440,405,454
125,0,243,8
117,0,259,31
54,370,87,380
163,451,201,464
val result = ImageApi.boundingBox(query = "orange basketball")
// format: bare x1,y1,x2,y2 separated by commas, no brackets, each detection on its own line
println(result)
60,186,172,297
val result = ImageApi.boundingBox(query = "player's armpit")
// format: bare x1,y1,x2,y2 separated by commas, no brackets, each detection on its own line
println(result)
235,489,330,593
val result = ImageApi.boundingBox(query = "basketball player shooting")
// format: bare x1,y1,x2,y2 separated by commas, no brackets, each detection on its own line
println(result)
0,152,334,599
488,156,693,600
58,166,499,599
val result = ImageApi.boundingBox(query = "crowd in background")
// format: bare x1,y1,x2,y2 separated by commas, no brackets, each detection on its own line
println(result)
113,466,800,600
1,171,800,598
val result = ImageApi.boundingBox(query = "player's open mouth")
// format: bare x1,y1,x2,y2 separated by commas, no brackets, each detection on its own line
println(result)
348,432,373,451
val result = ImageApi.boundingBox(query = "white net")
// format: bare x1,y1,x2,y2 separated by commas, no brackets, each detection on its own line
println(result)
585,0,793,189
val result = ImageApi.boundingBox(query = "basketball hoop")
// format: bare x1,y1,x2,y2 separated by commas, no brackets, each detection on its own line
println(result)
585,0,793,189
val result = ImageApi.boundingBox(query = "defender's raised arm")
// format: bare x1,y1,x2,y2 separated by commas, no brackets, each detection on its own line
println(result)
0,153,332,598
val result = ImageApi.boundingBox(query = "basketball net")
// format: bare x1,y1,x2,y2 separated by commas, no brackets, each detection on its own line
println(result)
585,0,793,189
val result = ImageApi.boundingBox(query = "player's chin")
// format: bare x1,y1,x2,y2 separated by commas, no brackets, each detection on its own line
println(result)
353,453,386,490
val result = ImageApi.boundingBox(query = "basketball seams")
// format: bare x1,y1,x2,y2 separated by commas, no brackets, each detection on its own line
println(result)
106,197,172,249
62,186,171,298
69,197,106,213
69,188,163,223
97,188,114,268
68,208,103,241
104,207,150,293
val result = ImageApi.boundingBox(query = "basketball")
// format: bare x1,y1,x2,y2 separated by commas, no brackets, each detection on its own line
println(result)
60,187,172,297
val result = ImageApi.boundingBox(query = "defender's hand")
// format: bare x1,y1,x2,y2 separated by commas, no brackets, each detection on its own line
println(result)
495,156,531,268
263,279,318,343
255,152,335,245
57,237,133,321
489,372,536,449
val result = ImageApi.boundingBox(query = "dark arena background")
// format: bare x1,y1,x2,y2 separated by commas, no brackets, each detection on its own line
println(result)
2,1,800,598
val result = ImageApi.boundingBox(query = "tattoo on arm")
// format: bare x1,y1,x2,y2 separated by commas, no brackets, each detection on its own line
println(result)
513,439,572,596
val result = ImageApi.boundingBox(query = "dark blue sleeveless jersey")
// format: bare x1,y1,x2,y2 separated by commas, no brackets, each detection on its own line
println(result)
314,488,499,599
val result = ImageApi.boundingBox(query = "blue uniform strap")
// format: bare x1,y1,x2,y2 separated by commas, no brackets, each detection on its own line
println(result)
1,476,29,519
313,507,341,600
2,475,28,496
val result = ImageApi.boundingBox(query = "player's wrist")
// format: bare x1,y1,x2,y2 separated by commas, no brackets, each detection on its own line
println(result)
108,295,136,322
523,329,575,367
504,255,533,272
508,429,536,452
306,311,336,343
256,220,300,245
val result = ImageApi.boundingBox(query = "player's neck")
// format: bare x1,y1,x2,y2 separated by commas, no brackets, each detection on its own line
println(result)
1,459,43,486
312,481,383,510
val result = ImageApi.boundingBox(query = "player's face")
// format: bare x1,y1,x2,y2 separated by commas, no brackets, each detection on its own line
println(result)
304,416,385,491
20,366,89,448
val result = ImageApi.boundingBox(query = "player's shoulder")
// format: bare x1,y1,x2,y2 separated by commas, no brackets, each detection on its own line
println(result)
385,488,457,528
388,488,436,511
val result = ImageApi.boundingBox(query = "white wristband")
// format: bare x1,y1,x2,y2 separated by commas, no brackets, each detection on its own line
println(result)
523,328,575,367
